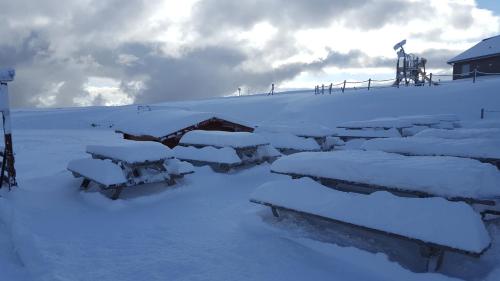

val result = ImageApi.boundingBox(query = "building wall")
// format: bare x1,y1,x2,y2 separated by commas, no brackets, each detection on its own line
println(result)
452,55,500,80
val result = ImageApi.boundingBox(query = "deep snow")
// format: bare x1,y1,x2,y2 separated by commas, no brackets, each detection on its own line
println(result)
1,77,500,281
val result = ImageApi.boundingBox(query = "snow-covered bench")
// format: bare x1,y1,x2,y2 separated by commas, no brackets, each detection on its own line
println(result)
332,127,402,142
67,141,194,199
250,178,491,271
171,146,243,172
270,150,500,216
362,137,500,169
177,130,280,170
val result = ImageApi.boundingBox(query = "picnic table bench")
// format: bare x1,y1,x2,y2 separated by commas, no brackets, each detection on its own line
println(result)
270,150,500,217
362,137,500,169
67,141,194,199
255,124,337,150
250,178,491,271
177,130,280,170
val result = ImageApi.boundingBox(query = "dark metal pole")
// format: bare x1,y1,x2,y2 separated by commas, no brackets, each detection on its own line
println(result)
368,79,371,91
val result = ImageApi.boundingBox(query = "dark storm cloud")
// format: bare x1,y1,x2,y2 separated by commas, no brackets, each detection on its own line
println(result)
192,0,434,33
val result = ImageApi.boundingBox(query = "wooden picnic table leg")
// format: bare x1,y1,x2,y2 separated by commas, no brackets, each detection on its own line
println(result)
422,246,445,272
271,206,280,218
110,186,124,200
80,178,91,190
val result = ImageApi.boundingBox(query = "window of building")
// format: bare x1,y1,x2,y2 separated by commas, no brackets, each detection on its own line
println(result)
461,64,470,75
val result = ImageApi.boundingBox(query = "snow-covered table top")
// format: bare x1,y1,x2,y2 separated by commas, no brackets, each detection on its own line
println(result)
114,109,253,138
338,114,459,129
86,141,172,164
257,132,320,151
255,124,336,138
180,130,268,149
414,128,500,140
251,178,491,254
67,158,126,186
332,128,401,138
362,137,500,159
271,150,500,199
164,158,195,176
171,146,242,165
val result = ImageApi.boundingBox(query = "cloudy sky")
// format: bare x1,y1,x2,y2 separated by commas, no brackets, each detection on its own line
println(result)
1,0,499,108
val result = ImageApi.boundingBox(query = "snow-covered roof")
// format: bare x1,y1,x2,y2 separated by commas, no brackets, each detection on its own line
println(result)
271,150,500,199
114,109,253,139
180,130,268,149
251,178,490,254
448,35,500,64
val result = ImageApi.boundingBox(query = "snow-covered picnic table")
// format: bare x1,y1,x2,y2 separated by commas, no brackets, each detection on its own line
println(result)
270,151,500,212
336,114,460,137
414,128,500,139
68,141,194,199
362,137,500,168
332,127,402,141
338,114,459,129
256,132,321,154
250,178,491,270
255,124,336,150
176,130,280,171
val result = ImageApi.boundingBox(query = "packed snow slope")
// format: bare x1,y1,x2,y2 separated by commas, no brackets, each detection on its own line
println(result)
11,77,500,130
0,77,500,281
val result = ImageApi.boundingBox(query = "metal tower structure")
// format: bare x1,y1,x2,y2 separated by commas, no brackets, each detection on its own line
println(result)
393,40,430,86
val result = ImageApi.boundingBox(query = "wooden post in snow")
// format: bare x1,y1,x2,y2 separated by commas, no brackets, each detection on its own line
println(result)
342,80,346,93
368,79,371,91
0,68,17,189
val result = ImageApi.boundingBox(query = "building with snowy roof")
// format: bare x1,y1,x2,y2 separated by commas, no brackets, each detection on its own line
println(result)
114,109,254,148
448,35,500,80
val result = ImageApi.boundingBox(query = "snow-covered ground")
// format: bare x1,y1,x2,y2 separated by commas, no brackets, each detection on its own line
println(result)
1,77,500,281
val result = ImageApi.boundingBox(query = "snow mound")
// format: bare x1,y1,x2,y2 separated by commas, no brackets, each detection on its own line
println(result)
171,146,242,165
414,128,500,139
164,158,194,175
362,137,500,159
180,130,268,148
251,178,491,254
86,141,171,164
67,158,126,186
271,150,500,199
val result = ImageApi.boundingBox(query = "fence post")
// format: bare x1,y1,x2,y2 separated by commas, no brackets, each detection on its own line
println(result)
321,84,324,95
481,108,485,119
429,73,432,86
473,69,477,83
342,80,346,93
329,83,332,94
368,79,371,91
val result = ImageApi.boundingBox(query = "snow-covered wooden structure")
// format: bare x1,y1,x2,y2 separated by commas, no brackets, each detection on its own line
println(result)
335,114,460,141
255,124,336,151
67,141,194,199
448,35,500,80
392,40,431,86
250,178,491,271
172,130,280,172
362,137,500,169
270,150,500,216
114,109,254,148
